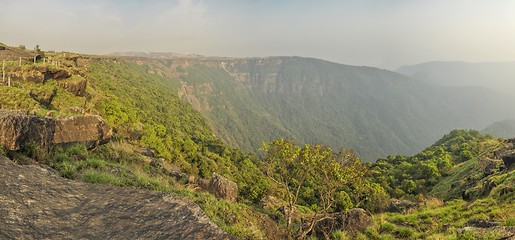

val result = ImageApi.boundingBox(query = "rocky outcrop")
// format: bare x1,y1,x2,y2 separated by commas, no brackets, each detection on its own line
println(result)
53,115,112,149
0,156,234,240
0,110,55,151
205,173,238,201
502,153,515,169
0,110,111,152
5,65,71,84
493,138,515,169
57,79,87,96
343,208,373,232
480,157,501,176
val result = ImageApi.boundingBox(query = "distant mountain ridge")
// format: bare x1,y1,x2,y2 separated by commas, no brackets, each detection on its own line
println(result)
111,51,207,59
482,119,515,138
397,61,515,95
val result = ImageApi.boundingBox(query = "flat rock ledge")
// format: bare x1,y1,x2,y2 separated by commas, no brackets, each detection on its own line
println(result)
0,156,234,240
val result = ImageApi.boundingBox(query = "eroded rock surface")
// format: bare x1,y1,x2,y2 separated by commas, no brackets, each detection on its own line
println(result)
0,110,112,151
0,156,234,240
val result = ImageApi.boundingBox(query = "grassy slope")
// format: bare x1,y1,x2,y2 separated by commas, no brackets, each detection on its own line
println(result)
367,131,514,240
0,51,272,238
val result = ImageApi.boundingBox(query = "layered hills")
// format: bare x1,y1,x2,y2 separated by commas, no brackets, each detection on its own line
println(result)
397,61,515,95
482,119,515,138
132,55,514,160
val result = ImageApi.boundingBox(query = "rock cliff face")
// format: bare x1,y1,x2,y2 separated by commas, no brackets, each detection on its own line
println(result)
0,110,112,151
0,156,234,239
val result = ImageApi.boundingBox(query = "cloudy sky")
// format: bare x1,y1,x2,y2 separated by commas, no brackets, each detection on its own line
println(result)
2,0,515,69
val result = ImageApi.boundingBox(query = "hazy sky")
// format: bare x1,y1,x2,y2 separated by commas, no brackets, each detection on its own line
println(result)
2,0,515,69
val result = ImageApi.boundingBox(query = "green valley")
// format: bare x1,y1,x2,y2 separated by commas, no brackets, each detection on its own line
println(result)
122,55,514,161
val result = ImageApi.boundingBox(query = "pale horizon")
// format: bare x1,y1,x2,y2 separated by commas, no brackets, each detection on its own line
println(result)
2,0,515,70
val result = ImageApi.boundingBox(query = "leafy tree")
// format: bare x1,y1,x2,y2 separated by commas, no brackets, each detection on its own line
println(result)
35,44,42,54
261,139,368,238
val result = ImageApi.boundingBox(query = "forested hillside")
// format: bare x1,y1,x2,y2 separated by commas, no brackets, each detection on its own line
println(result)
136,56,514,161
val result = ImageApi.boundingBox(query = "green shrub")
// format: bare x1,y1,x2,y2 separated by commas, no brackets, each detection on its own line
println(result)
84,157,107,169
364,227,381,239
395,226,414,238
82,170,124,186
335,191,354,212
457,231,476,240
380,222,396,233
0,145,5,156
54,160,78,179
506,216,515,226
22,141,46,161
331,230,350,240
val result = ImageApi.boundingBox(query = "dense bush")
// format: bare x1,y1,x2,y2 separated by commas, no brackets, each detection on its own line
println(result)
371,130,498,198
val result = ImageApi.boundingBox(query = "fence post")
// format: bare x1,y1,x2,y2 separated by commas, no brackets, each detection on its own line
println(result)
2,60,5,84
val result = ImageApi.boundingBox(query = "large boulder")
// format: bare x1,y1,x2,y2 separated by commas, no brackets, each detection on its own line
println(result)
53,115,112,149
206,173,238,201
